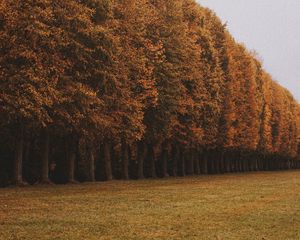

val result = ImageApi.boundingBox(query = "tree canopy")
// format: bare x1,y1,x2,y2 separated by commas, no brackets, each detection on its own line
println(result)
0,0,299,186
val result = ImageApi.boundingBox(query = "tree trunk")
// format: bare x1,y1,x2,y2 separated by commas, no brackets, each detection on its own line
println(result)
254,156,259,171
171,144,178,177
213,152,220,174
40,128,52,184
180,148,186,177
258,154,264,171
14,126,26,186
247,156,252,172
261,155,266,170
23,138,31,182
64,136,77,184
256,155,260,170
223,152,227,173
121,138,129,180
87,147,95,182
241,154,246,172
236,152,241,172
247,156,250,171
194,149,201,175
148,143,157,178
201,150,208,174
219,151,225,174
263,155,269,171
67,146,76,183
186,150,194,175
251,156,256,171
161,142,169,178
245,155,249,172
209,152,215,174
103,140,113,181
231,153,236,172
137,141,145,179
250,155,255,171
272,157,276,170
224,152,229,173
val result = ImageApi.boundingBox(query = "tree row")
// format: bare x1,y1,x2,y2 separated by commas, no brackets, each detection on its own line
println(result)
0,0,299,186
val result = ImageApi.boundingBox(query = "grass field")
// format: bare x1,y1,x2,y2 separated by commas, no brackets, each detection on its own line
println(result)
1,171,300,240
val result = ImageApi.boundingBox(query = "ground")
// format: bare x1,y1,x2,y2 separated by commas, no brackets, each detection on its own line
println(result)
0,171,300,240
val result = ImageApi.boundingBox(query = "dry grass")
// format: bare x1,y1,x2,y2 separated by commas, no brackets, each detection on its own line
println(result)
1,171,300,240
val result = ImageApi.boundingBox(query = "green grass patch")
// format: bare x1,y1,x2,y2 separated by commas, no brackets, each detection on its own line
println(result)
1,171,300,239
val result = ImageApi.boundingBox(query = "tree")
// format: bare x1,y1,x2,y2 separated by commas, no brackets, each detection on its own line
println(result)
0,0,299,185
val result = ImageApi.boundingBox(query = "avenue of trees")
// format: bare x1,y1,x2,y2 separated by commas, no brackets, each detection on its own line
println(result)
0,0,299,186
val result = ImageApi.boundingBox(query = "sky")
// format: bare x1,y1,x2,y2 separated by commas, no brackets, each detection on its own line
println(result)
197,0,300,102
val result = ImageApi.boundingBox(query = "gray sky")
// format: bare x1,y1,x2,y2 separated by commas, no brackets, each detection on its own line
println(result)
197,0,300,102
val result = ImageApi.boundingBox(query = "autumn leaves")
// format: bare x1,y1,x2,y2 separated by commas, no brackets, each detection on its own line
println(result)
0,0,299,185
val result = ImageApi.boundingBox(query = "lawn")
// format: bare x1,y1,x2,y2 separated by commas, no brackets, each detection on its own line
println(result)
1,171,300,240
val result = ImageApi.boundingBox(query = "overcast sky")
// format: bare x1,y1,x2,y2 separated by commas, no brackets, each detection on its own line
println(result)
197,0,300,102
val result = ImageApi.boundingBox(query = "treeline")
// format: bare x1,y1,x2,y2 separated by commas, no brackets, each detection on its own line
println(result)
0,0,299,186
